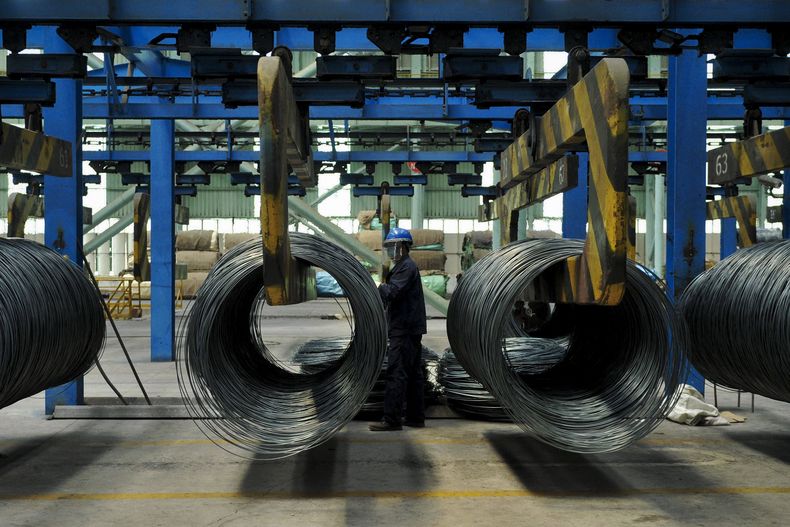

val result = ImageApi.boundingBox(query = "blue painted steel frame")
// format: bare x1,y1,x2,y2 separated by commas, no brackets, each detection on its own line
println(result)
562,153,588,239
11,25,775,52
666,45,707,393
3,98,788,122
785,187,790,240
80,150,669,164
720,218,737,258
43,32,84,414
5,2,790,25
150,119,176,362
785,120,790,240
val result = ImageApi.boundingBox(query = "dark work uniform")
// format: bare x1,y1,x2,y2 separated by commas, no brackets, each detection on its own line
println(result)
378,254,427,426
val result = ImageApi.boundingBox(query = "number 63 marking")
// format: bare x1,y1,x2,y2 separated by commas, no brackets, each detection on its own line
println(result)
715,152,728,176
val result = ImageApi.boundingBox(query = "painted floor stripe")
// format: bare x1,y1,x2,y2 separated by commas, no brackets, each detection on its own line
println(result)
0,436,739,448
3,487,790,502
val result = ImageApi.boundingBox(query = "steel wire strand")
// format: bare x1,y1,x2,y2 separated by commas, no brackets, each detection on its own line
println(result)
0,238,105,410
176,233,387,459
447,238,688,453
679,241,790,402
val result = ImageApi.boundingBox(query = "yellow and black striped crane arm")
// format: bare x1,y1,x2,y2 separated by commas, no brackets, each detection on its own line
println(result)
494,58,631,306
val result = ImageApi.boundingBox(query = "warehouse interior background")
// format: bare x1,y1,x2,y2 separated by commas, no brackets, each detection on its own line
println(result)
0,2,789,526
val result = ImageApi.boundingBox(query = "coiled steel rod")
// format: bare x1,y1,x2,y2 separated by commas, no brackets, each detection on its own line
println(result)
177,234,387,459
0,238,105,409
447,238,688,453
680,241,790,402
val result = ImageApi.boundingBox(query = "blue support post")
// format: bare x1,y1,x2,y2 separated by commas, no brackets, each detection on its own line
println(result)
562,153,588,239
784,120,790,240
785,181,790,240
150,119,175,362
43,32,84,414
666,46,707,393
720,218,737,259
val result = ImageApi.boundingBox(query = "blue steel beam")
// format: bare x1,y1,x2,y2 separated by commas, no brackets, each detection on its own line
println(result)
720,218,737,258
3,98,788,121
785,185,790,240
17,26,775,52
785,120,790,240
5,1,790,24
666,44,707,393
43,31,84,414
81,150,668,164
150,119,175,362
562,152,588,239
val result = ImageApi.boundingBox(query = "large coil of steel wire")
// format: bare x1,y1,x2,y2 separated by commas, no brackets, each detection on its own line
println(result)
177,234,387,459
291,337,441,416
439,337,569,422
0,238,105,409
679,241,790,402
447,238,688,453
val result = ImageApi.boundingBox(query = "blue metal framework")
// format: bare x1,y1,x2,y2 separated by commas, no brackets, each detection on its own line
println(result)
5,1,790,25
2,7,787,412
42,33,85,414
666,44,707,393
562,153,588,239
150,119,176,362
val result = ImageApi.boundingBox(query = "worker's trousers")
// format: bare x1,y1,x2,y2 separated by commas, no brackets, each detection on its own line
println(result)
383,334,425,425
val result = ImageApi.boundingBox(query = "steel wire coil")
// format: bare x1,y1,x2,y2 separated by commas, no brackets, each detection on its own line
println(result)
679,241,790,402
291,337,441,416
0,238,105,409
447,238,688,453
439,338,568,422
177,234,387,459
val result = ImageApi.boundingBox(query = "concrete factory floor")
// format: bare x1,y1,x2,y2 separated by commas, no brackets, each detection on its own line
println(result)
1,299,789,526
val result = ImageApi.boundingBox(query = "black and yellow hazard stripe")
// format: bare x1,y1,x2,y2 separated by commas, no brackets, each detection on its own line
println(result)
707,126,790,185
706,196,757,248
6,192,44,238
259,56,316,305
491,155,579,245
501,59,630,305
133,192,151,282
627,195,637,260
0,122,72,177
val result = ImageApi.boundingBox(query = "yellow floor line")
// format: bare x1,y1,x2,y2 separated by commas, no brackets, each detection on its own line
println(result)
1,436,730,449
3,487,790,502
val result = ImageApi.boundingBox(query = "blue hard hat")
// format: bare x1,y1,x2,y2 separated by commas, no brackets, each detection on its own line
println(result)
384,227,413,246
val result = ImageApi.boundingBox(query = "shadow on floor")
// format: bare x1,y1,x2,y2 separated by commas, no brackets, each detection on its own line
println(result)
484,428,764,522
0,429,117,497
725,431,790,464
239,428,438,522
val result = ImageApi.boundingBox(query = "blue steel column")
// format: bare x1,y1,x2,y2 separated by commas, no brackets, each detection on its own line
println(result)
666,45,707,393
720,218,737,258
150,119,175,362
562,153,588,238
43,32,84,414
784,185,790,239
784,120,790,239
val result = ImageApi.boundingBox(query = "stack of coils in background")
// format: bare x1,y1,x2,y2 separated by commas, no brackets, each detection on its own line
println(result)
292,337,441,416
177,234,387,459
0,238,105,409
680,241,790,402
438,337,568,422
447,238,688,453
